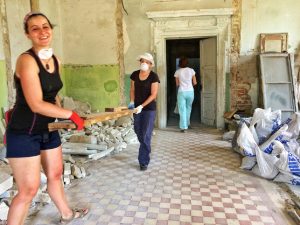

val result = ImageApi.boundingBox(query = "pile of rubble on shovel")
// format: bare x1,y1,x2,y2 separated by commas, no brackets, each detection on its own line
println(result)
0,96,138,221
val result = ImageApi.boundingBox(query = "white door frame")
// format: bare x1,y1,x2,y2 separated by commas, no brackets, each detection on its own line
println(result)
146,9,233,129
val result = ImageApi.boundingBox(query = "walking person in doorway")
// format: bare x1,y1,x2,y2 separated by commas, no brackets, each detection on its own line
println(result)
128,53,160,171
5,12,88,224
174,56,197,132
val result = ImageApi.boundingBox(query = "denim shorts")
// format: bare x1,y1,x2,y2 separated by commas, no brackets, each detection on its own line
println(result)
6,130,61,158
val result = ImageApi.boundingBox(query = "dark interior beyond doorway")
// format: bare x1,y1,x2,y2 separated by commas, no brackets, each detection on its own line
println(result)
166,38,202,127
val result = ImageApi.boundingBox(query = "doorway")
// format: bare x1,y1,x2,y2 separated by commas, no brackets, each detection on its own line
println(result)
147,9,233,128
166,39,202,127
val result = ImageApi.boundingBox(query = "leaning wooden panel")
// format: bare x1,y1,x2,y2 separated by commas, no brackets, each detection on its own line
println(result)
259,53,297,122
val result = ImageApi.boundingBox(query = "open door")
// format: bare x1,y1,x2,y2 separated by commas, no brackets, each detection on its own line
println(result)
200,37,217,126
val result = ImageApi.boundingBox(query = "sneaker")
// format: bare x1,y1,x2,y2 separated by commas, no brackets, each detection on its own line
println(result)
140,164,148,171
180,129,186,133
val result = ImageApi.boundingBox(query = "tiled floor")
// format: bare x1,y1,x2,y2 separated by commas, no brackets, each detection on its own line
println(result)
28,127,295,225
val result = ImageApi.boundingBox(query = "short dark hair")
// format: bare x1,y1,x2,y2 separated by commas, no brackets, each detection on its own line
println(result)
23,12,53,33
179,56,188,68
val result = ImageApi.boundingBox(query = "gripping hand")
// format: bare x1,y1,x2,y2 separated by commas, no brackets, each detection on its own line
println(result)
135,105,143,114
69,111,84,130
128,102,135,109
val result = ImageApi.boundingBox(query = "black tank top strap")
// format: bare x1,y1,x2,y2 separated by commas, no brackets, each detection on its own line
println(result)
23,48,59,72
25,48,44,70
52,54,59,71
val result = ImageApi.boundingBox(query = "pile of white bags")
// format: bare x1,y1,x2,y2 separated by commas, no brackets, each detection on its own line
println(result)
236,108,300,185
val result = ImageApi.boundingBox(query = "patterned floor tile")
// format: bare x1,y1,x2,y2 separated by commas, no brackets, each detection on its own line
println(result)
27,128,294,225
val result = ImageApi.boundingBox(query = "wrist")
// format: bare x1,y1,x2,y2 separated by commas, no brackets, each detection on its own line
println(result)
67,111,73,119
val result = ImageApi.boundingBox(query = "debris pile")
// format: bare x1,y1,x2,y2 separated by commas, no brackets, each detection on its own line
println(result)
0,97,138,221
233,108,300,185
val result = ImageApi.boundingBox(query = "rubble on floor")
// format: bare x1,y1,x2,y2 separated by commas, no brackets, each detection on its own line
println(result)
0,98,138,221
224,108,300,223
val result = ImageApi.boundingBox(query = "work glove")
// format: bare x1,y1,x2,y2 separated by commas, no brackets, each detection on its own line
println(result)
128,102,135,109
135,105,143,114
69,111,84,130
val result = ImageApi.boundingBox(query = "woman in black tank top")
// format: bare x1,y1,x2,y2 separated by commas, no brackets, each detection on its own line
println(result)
5,12,88,224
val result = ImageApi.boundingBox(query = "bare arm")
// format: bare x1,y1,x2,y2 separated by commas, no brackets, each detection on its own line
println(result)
55,95,62,107
192,75,197,86
141,82,159,107
16,54,72,119
175,77,179,87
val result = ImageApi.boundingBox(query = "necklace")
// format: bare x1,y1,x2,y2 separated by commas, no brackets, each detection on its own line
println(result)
43,58,52,70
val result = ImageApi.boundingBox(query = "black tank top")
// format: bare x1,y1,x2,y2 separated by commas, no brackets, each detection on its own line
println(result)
8,48,63,134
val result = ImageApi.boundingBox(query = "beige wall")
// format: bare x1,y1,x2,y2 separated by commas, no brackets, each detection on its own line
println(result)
123,0,233,73
5,0,31,69
238,0,300,112
241,0,300,55
2,0,300,118
39,0,64,59
59,0,118,65
0,18,4,60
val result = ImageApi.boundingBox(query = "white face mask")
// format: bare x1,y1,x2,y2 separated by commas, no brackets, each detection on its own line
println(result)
140,63,149,71
38,48,53,59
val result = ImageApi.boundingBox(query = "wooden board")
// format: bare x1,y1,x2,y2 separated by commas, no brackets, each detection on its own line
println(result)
48,108,136,131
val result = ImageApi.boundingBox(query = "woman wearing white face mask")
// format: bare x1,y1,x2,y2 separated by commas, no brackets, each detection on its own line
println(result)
5,12,88,224
128,53,160,171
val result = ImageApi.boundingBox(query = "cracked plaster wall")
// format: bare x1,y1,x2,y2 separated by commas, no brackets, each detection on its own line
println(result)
234,0,300,113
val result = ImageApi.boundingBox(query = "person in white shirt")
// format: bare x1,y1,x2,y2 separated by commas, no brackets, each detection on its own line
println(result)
174,56,197,132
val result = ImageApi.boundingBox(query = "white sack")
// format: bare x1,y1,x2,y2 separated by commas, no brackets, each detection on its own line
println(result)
237,123,257,156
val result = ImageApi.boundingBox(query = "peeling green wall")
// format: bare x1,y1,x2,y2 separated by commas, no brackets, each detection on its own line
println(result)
124,74,131,104
63,64,120,112
0,60,8,118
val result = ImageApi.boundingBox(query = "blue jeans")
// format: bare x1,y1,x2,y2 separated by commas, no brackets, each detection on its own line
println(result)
133,110,156,166
177,91,194,129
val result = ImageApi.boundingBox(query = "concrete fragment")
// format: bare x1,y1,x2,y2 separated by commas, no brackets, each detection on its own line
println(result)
0,119,5,141
62,96,76,110
40,172,47,185
115,116,132,127
0,201,9,220
121,126,132,137
80,167,86,178
63,154,76,163
33,191,51,204
69,135,97,144
71,165,82,178
123,133,138,144
64,162,71,175
62,148,97,155
88,147,114,160
63,142,107,151
74,100,91,114
0,172,13,196
63,175,71,185
0,144,6,160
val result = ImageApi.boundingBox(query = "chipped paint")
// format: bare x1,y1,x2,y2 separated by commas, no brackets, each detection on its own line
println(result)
62,64,120,112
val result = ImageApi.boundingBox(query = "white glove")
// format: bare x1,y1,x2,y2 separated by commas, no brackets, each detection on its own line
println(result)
135,105,143,114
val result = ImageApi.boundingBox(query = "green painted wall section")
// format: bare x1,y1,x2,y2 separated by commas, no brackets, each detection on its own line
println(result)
0,60,8,119
63,64,120,112
225,72,231,111
124,74,131,105
59,66,66,96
